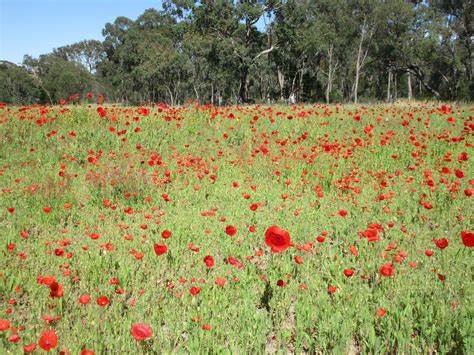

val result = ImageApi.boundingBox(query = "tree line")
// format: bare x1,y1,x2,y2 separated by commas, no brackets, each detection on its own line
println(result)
1,0,472,105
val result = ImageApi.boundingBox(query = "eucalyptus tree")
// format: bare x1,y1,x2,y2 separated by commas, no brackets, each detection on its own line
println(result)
54,40,105,73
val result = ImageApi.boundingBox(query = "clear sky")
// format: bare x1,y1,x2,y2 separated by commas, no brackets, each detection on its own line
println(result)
0,0,163,64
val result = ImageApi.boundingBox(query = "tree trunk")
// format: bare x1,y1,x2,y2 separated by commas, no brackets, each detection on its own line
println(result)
289,74,298,104
211,83,214,105
387,68,391,102
407,71,412,100
326,44,334,104
193,84,200,102
259,75,264,101
326,73,331,104
353,19,369,104
394,71,397,100
461,27,472,82
354,32,363,103
407,65,440,100
298,69,304,102
451,41,458,100
354,50,361,103
340,77,346,101
174,81,180,105
238,66,249,103
165,86,174,106
277,68,285,101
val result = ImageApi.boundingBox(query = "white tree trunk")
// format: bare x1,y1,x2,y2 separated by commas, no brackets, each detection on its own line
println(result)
277,69,285,101
211,83,214,105
326,44,334,104
353,19,369,104
353,40,363,103
193,84,200,101
165,86,174,106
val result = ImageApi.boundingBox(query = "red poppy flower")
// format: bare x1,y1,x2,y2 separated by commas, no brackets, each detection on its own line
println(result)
265,226,291,253
131,323,152,341
294,255,304,264
215,278,226,287
8,333,21,343
203,255,215,268
49,282,63,298
24,343,37,353
37,275,56,286
96,295,110,307
433,238,448,249
154,244,167,255
202,324,212,331
455,169,464,178
161,230,172,239
89,233,100,240
38,329,58,351
379,263,394,277
377,308,387,318
189,286,201,296
0,319,10,331
225,225,237,237
81,348,95,355
343,269,355,277
338,209,348,217
349,244,358,256
79,294,91,305
360,227,379,242
461,231,473,247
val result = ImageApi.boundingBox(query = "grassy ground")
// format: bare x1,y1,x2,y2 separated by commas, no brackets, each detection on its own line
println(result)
0,102,472,353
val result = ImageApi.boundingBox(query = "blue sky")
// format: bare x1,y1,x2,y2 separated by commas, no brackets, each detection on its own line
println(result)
0,0,163,64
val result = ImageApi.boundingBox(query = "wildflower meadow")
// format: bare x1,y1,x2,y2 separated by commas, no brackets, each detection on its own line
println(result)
0,101,472,353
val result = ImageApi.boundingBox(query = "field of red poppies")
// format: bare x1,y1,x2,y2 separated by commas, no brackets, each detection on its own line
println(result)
0,101,472,353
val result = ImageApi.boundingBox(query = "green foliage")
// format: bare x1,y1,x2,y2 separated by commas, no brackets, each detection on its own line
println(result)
2,0,473,104
0,61,42,104
22,54,97,103
54,40,105,72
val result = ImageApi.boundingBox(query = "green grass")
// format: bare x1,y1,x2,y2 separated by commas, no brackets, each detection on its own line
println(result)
0,102,472,353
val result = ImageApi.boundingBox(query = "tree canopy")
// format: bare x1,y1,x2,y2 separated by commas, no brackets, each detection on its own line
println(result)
1,0,472,104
